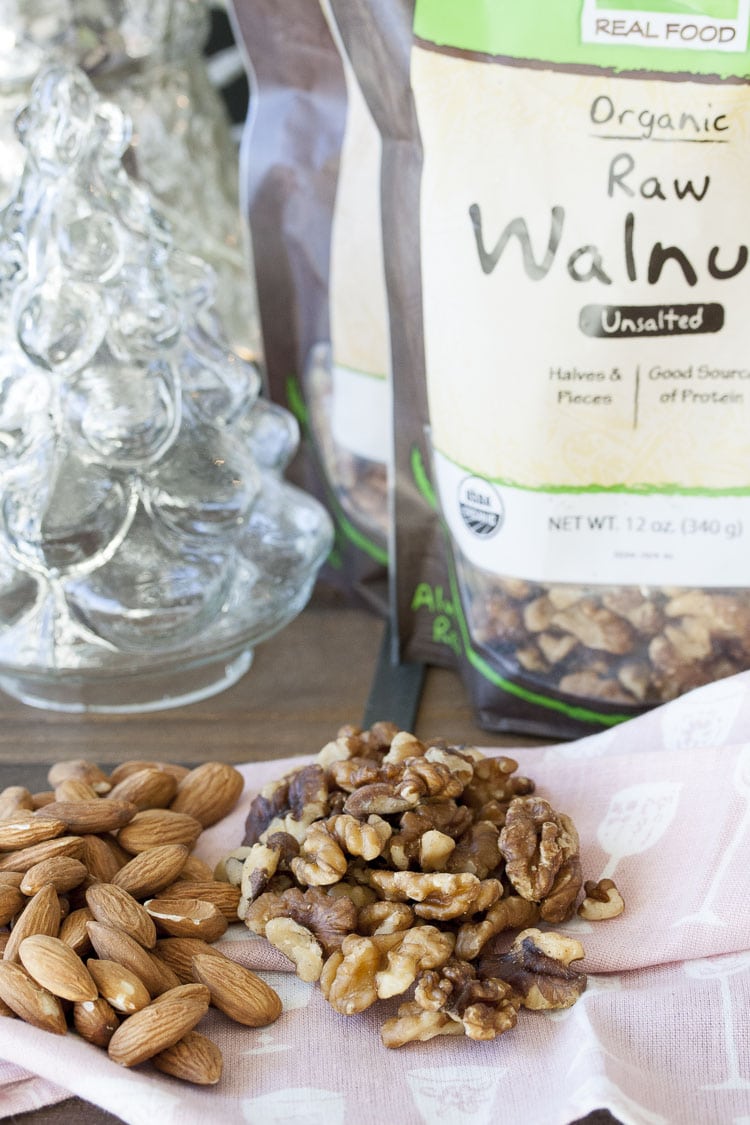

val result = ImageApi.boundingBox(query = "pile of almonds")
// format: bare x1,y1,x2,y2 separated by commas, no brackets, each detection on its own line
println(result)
0,758,282,1086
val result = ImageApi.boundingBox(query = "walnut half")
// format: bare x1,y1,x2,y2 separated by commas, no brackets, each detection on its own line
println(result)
499,796,582,922
477,928,586,1010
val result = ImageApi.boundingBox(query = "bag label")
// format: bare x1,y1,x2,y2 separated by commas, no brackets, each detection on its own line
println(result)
412,34,750,586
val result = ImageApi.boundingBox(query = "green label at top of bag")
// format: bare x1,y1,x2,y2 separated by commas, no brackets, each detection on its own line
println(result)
414,0,750,76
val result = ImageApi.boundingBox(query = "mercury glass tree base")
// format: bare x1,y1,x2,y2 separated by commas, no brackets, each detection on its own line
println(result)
0,647,254,714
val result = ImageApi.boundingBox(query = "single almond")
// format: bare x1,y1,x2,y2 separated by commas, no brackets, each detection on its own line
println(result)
0,961,67,1033
0,835,84,872
111,844,189,899
0,786,34,818
35,800,138,835
152,1030,223,1085
54,779,99,802
86,958,150,1013
97,833,132,868
175,855,215,883
152,937,228,985
48,760,111,794
117,810,203,855
79,835,124,883
4,884,61,962
106,768,178,810
144,897,228,943
191,953,282,1027
86,883,157,949
18,934,98,1001
109,761,190,787
86,921,168,997
144,951,182,994
20,855,88,897
170,763,244,827
0,882,25,926
158,763,192,784
157,880,241,920
62,879,96,914
31,791,55,808
108,994,209,1067
108,760,160,785
0,811,66,852
59,907,95,956
73,995,119,1047
150,982,212,1008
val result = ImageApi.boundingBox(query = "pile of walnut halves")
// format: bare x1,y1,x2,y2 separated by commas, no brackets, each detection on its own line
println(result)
220,723,624,1047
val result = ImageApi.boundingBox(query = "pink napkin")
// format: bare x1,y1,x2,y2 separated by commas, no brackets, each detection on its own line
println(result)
2,673,750,1125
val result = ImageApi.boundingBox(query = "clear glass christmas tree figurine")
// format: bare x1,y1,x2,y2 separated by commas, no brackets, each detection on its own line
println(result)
0,65,332,711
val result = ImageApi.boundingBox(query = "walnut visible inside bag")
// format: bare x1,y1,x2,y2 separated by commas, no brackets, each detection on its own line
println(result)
464,562,750,710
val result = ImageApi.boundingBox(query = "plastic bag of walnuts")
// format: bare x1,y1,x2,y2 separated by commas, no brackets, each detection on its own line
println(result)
230,0,390,615
325,0,750,737
223,722,624,1047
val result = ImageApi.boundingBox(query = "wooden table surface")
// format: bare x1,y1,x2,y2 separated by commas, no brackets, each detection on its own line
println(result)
0,605,535,775
0,601,614,1125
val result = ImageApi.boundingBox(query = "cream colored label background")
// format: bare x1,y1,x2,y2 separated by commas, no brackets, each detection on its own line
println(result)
321,1,389,462
412,47,750,490
324,2,390,384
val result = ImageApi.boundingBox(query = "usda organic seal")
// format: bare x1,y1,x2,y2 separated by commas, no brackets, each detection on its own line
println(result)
458,477,504,538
